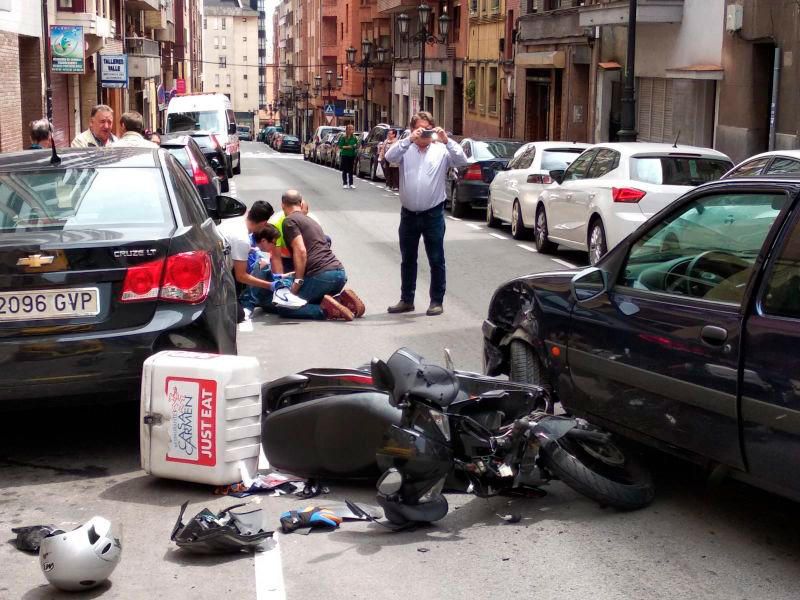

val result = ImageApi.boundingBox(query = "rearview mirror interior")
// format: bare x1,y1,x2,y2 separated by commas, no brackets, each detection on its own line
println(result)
549,169,565,185
212,195,247,220
571,267,609,303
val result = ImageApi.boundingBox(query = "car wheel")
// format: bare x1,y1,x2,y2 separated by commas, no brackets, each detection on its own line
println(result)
486,196,500,228
588,219,608,266
509,339,550,389
370,160,377,180
535,205,557,254
511,200,530,240
451,184,468,218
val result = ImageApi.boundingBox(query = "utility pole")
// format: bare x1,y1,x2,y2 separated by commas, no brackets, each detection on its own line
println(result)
618,0,638,142
41,0,53,123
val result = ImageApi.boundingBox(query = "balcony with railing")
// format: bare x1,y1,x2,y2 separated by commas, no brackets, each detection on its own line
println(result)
126,37,161,79
579,0,684,26
127,0,160,11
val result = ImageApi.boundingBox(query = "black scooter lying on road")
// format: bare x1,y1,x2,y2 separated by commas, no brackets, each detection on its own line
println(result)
262,348,654,526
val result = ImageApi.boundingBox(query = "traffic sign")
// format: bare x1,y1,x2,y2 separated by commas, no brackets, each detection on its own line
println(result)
325,115,334,124
324,104,335,115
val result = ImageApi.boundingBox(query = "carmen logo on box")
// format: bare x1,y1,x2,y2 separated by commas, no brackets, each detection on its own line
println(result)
165,377,217,466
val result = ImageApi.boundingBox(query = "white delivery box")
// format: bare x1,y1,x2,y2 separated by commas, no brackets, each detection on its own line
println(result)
140,351,262,486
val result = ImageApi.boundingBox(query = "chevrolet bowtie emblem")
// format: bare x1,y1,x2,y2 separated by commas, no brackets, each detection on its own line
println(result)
17,254,55,268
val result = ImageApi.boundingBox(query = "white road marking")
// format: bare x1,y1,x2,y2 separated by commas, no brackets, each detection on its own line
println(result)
489,233,509,240
552,258,578,269
447,216,462,221
517,244,538,253
255,537,287,600
467,224,483,230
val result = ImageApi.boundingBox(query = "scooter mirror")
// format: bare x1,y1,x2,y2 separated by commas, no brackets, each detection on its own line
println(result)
377,468,403,495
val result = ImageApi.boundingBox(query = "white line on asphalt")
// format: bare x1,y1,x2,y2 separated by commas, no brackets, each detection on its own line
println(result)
255,537,286,600
447,216,462,221
517,244,538,253
467,224,483,230
489,233,509,240
552,258,578,269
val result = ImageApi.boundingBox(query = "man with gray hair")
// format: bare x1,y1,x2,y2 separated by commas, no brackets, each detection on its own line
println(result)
28,119,50,150
112,111,158,148
71,104,117,148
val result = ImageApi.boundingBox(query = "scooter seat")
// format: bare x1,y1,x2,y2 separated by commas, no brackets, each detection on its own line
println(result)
385,348,460,407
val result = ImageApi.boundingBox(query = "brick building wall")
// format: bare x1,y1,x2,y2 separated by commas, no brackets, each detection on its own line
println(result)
0,31,23,152
19,35,43,147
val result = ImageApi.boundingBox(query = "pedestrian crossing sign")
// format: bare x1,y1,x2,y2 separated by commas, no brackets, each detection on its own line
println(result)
324,104,335,115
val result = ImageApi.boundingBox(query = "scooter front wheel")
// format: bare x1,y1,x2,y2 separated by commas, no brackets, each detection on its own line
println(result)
539,434,654,510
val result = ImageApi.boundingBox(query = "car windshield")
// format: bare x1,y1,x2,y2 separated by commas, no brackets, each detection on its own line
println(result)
630,156,732,186
0,168,172,235
473,141,525,160
283,136,298,142
541,149,586,171
238,127,250,133
167,111,226,134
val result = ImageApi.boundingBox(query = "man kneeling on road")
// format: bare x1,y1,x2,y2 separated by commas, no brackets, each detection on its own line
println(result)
254,190,364,321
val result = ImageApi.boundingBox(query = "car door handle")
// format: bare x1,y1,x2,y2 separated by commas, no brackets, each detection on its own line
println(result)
701,325,728,346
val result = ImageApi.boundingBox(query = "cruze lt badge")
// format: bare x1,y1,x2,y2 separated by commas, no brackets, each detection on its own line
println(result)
16,254,55,268
114,249,158,258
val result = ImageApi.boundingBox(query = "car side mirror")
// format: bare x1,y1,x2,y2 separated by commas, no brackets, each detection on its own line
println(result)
228,123,237,135
211,194,247,220
570,267,610,303
549,169,565,185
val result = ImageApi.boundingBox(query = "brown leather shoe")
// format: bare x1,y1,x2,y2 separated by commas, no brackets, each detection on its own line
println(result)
426,303,444,316
321,295,354,321
387,301,415,314
337,288,366,318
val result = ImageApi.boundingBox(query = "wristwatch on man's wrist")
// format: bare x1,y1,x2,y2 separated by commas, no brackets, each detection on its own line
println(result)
295,278,304,286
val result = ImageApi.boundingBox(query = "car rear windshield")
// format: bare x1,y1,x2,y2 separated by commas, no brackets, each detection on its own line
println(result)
0,168,172,235
630,156,732,186
473,141,525,160
541,149,586,171
167,111,226,134
166,147,191,170
191,135,218,152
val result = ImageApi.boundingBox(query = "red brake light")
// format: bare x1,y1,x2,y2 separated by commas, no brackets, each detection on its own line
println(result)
612,187,647,203
188,152,210,186
161,251,212,304
464,164,483,181
527,174,553,185
120,259,164,303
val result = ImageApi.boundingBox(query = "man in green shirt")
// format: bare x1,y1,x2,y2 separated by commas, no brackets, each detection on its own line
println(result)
338,124,359,189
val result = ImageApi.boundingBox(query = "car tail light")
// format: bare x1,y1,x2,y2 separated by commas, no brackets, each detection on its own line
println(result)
120,259,164,303
612,187,647,203
464,164,484,181
160,251,212,304
527,174,553,185
188,152,210,186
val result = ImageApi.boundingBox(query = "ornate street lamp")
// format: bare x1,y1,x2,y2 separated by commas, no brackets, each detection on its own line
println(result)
347,38,387,131
397,3,450,110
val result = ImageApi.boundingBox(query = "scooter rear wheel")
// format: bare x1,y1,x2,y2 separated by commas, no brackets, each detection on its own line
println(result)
539,434,654,510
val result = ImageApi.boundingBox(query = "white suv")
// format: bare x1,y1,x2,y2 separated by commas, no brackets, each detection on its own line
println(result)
534,142,733,265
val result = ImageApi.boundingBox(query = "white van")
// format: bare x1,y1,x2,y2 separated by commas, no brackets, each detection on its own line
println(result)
165,93,241,176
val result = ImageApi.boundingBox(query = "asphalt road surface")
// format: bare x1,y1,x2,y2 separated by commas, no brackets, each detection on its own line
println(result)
2,142,799,599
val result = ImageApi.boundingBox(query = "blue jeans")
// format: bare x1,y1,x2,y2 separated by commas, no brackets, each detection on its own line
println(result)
399,203,446,304
240,265,274,311
277,268,347,320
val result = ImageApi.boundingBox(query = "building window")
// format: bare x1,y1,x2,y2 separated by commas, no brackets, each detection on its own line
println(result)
214,18,219,29
488,66,498,113
244,93,249,98
221,17,226,30
219,56,227,68
243,36,247,42
214,74,220,87
214,36,218,49
222,37,226,49
242,56,247,62
244,74,248,80
226,74,231,87
203,17,207,29
478,65,486,113
58,0,73,7
467,66,477,110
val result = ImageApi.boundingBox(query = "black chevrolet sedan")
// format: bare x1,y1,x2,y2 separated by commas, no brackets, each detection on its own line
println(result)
484,176,800,502
0,147,245,403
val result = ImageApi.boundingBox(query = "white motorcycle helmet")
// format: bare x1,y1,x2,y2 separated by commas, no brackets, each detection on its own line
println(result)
39,516,122,591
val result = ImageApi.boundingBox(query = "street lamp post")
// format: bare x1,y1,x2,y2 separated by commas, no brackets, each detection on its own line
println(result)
318,70,342,126
618,0,638,142
346,40,389,132
397,3,451,113
294,82,315,143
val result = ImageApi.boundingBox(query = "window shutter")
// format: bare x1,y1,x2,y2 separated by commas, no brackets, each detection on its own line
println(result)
637,77,673,143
